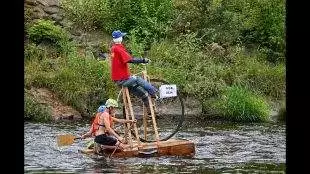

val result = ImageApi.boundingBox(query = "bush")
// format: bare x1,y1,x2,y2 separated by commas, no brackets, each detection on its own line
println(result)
61,0,174,47
172,0,285,63
25,92,52,122
24,43,46,62
222,47,286,100
212,85,270,122
27,19,73,54
61,0,108,30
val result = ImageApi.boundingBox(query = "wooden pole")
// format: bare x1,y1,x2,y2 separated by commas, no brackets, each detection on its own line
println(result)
142,71,148,140
124,87,141,148
143,106,148,140
142,71,159,141
122,87,133,148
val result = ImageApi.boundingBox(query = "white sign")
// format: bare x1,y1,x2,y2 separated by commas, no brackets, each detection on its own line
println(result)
159,85,177,98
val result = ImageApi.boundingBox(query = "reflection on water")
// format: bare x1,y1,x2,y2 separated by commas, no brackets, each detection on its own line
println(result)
24,118,286,173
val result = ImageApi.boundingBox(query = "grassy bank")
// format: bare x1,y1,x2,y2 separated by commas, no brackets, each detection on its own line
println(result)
24,0,285,122
25,90,52,122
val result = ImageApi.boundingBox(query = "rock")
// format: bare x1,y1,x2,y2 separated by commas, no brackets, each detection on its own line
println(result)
43,6,59,14
28,87,82,121
25,0,37,6
50,13,62,22
25,0,62,23
32,6,48,19
37,0,59,7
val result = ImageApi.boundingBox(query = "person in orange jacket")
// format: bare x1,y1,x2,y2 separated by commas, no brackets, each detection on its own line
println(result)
81,99,136,149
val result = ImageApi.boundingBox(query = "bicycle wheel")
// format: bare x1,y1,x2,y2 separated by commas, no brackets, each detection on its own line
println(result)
116,78,185,143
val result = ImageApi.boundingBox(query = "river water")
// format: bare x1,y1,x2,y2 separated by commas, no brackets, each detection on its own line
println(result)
24,118,286,173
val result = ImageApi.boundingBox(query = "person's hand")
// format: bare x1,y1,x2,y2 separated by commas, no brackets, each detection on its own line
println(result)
131,119,137,124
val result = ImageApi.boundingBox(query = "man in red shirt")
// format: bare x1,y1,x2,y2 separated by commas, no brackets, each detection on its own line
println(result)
110,30,158,114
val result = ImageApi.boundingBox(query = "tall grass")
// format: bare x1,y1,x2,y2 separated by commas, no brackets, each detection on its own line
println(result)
25,91,52,122
212,85,270,122
25,43,118,117
24,3,285,122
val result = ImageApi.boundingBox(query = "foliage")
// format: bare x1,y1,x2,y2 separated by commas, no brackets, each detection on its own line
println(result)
25,44,118,116
61,0,174,47
61,0,109,30
27,19,73,54
25,0,286,123
172,0,285,63
211,85,270,122
25,91,52,122
221,47,286,100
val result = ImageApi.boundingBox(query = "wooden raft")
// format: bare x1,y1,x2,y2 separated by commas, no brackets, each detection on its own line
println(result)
80,72,195,158
79,139,195,158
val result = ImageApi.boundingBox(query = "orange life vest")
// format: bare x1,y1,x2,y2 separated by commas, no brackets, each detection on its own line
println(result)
90,111,113,135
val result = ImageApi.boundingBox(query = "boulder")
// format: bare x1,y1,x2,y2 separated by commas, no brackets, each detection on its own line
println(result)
25,0,38,6
50,13,62,22
32,6,48,19
43,6,59,14
37,0,59,7
25,0,62,23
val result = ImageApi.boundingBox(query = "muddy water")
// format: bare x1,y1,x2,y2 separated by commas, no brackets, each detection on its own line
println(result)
24,118,285,173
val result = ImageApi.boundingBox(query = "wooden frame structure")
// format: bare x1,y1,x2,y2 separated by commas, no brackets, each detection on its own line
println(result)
80,70,195,158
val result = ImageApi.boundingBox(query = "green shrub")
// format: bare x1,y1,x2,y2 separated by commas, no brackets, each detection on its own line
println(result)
25,41,119,116
222,47,286,100
45,54,118,115
27,19,72,54
148,34,227,98
213,85,270,122
61,0,109,30
61,0,174,46
25,92,52,122
172,0,285,63
24,43,46,62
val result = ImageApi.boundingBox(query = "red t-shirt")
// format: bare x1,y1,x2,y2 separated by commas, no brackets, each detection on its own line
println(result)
110,44,133,81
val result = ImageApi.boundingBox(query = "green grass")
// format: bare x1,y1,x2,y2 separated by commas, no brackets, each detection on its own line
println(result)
211,85,270,122
25,43,118,117
25,91,52,122
24,8,285,123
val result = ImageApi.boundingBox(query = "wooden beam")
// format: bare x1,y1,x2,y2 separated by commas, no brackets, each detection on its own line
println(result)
124,87,141,148
122,87,133,148
79,139,196,158
142,70,159,141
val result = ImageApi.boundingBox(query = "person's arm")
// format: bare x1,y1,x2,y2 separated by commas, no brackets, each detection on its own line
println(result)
81,125,93,139
111,117,136,124
127,57,149,64
116,47,150,64
100,114,125,143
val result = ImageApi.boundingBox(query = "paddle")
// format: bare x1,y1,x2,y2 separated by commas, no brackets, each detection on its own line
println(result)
56,134,82,147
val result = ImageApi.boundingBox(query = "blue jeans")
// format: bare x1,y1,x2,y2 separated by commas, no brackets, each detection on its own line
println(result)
115,76,157,108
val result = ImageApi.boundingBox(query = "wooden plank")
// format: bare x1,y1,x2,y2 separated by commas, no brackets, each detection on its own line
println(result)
142,70,159,141
122,87,133,148
143,105,148,140
80,139,195,158
124,87,141,148
142,71,148,140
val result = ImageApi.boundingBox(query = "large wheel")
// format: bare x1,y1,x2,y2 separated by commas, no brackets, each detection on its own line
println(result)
116,78,185,143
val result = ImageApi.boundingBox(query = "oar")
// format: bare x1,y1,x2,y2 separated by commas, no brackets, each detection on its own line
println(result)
56,134,81,147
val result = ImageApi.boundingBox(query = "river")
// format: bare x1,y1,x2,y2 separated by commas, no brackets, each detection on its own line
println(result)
24,118,286,173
